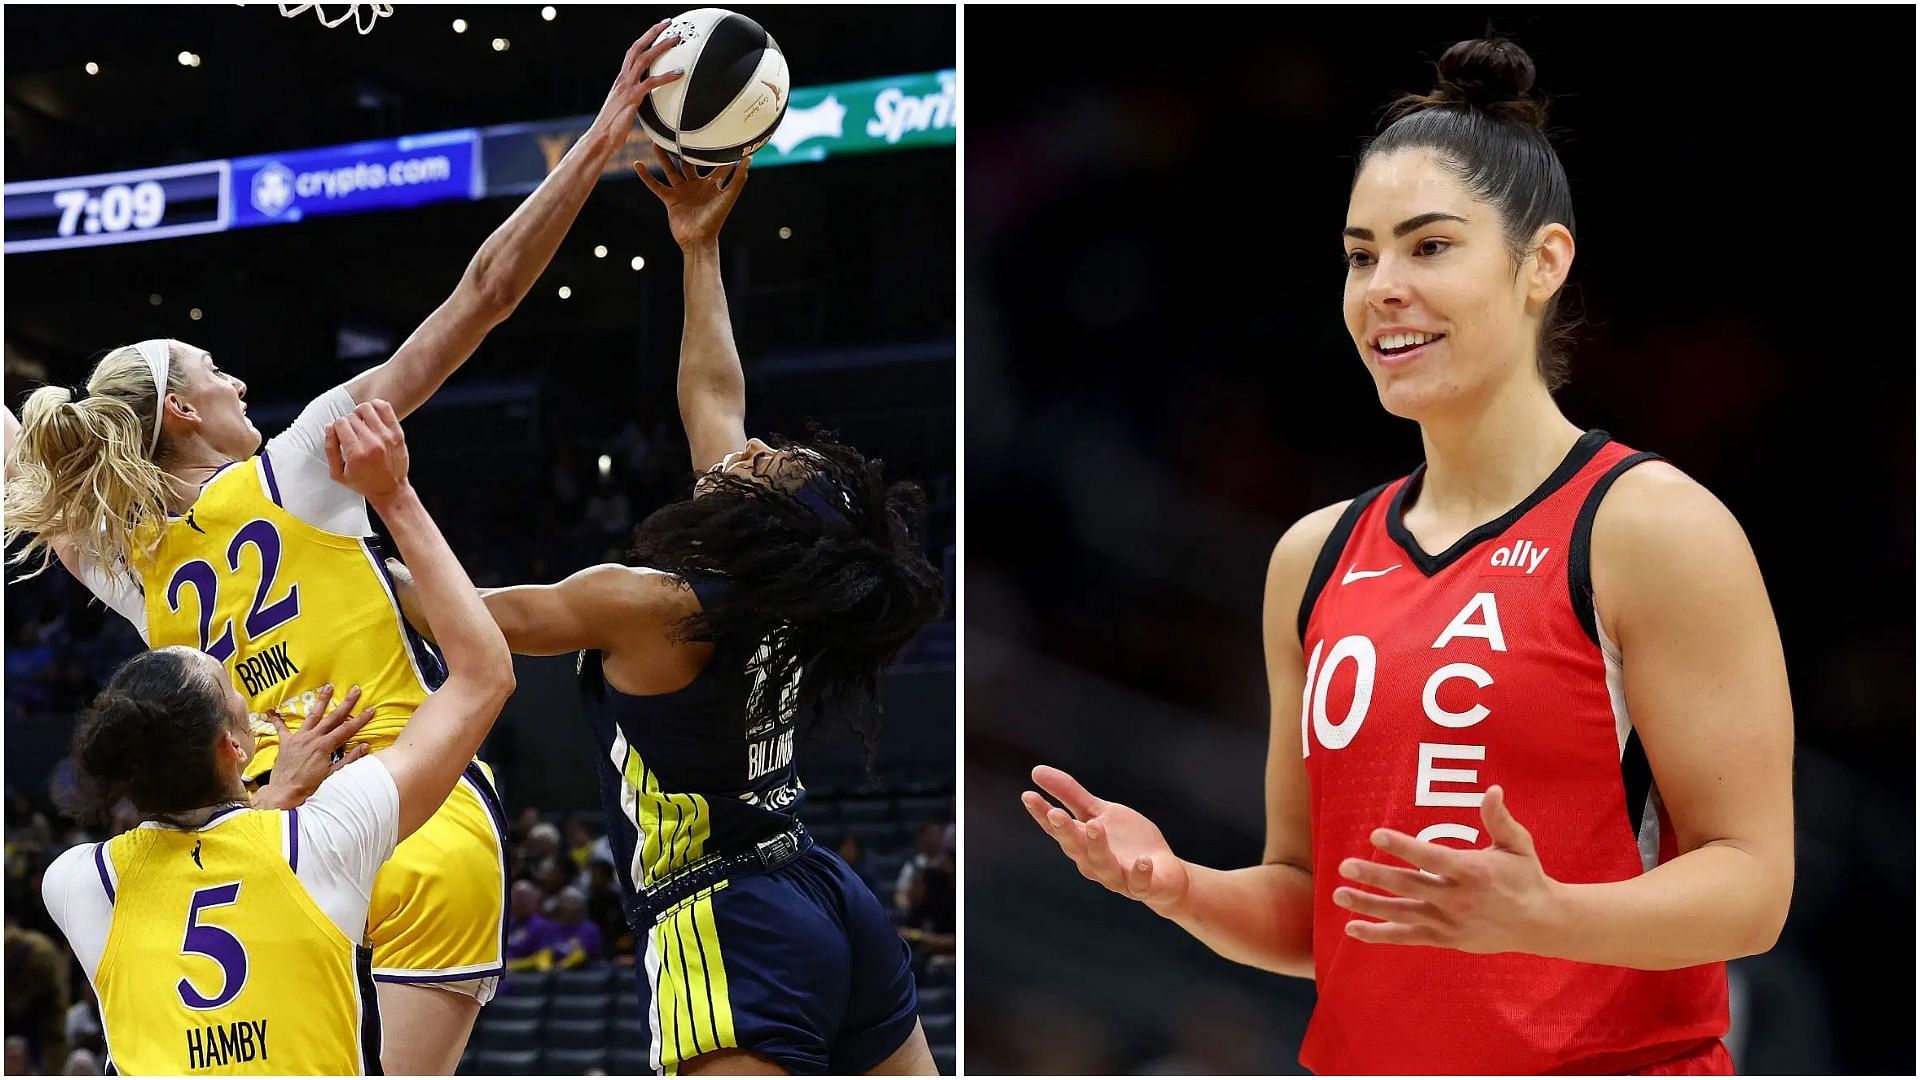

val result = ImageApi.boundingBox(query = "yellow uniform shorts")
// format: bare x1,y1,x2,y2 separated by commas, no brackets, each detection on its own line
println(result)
366,760,508,996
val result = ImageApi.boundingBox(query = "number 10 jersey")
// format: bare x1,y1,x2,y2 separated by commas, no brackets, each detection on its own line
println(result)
1295,430,1729,1075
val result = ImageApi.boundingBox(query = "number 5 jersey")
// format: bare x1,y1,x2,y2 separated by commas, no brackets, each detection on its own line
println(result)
43,757,402,1075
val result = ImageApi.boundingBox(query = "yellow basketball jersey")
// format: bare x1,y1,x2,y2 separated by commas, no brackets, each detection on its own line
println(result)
132,457,437,779
96,809,378,1075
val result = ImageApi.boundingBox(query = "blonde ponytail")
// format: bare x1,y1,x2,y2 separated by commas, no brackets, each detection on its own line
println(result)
4,343,186,582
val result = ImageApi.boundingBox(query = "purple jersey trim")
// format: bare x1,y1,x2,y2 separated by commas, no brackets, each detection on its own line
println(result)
93,843,115,903
259,450,284,507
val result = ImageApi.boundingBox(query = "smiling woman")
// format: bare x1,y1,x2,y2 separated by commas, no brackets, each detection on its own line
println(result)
1022,34,1794,1076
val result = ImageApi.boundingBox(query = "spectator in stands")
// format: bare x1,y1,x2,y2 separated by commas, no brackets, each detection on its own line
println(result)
519,820,574,901
5,1036,34,1076
547,887,605,969
893,822,946,914
6,790,53,914
60,1048,97,1075
511,806,543,852
5,914,70,1074
836,833,885,900
525,820,561,864
899,839,955,968
565,815,596,874
504,880,562,974
583,855,632,962
60,983,100,1064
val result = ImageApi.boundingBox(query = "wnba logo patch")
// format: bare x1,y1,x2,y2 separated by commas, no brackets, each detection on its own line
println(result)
1486,539,1550,576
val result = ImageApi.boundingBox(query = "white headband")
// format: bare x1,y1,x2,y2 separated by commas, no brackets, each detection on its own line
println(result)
132,339,171,458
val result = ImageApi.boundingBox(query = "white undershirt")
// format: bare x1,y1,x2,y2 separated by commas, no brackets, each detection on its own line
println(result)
41,756,400,985
77,385,370,638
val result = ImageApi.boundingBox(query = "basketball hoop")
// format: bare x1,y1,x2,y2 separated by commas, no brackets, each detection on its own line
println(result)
276,2,392,34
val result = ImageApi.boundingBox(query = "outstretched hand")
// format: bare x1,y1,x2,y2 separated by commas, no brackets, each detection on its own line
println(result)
1022,765,1191,912
594,21,686,133
635,144,750,250
1334,785,1564,955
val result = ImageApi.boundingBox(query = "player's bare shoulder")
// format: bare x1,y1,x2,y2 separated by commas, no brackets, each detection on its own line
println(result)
1588,460,1764,640
1265,499,1357,647
598,565,713,696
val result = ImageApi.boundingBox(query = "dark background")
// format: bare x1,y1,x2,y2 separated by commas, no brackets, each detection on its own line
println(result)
3,4,955,1075
964,8,1914,1076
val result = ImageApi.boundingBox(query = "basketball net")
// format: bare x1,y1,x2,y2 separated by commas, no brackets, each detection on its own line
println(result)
276,2,392,34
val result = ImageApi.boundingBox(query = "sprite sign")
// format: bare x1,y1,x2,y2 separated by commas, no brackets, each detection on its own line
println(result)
759,70,957,163
476,70,956,197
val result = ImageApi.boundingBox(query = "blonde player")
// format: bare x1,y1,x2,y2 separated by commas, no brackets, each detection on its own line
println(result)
4,25,684,1072
41,402,513,1075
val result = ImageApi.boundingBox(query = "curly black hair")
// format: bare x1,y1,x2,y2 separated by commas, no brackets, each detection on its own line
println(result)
58,648,238,825
626,428,946,763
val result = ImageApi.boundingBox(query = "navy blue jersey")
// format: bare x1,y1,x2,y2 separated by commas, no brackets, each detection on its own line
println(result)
579,576,807,910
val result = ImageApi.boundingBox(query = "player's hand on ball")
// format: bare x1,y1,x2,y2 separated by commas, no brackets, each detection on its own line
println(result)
596,21,685,131
635,144,750,249
1023,765,1191,913
1335,785,1564,955
327,400,411,501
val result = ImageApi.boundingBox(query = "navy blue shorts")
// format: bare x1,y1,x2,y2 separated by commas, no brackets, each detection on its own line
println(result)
633,843,919,1074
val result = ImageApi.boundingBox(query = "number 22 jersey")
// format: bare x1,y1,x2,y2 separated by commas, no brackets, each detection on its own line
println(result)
123,387,443,780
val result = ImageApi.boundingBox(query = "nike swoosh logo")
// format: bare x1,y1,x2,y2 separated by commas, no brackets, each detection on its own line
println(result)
1341,563,1402,585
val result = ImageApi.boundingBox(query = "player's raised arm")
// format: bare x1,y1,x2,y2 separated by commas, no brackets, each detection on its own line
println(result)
635,146,751,472
324,401,514,839
346,27,685,419
386,557,707,696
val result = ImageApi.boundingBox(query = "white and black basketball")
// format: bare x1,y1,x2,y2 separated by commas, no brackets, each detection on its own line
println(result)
638,8,789,168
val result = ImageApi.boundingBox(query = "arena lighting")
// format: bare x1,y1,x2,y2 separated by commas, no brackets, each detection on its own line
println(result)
189,308,203,321
557,285,571,299
492,37,510,52
148,294,162,306
593,244,608,258
84,62,99,75
630,256,644,271
597,454,612,478
778,226,792,239
177,51,195,67
541,6,556,21
452,18,468,33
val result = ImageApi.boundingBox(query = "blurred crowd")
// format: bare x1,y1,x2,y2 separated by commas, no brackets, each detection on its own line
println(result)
5,789,108,1076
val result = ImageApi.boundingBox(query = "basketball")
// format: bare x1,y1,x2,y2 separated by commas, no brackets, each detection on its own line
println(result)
638,8,790,167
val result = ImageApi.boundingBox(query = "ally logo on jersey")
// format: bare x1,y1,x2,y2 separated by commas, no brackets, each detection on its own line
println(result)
1484,538,1551,577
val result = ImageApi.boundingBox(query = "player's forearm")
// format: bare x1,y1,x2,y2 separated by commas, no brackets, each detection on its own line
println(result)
677,241,748,470
461,122,627,316
1534,841,1790,970
1159,861,1317,978
368,485,512,702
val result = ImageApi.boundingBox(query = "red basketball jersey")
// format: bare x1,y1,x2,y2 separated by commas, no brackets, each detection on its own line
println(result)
1296,430,1730,1075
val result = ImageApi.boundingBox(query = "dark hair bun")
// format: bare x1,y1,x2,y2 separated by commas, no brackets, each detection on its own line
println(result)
1436,38,1535,106
1391,36,1548,129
